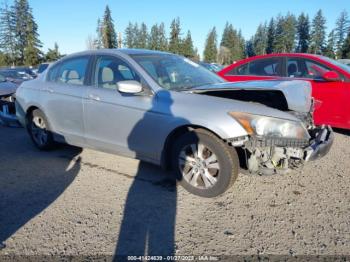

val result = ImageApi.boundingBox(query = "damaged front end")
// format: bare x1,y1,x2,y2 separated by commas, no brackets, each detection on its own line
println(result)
234,125,333,175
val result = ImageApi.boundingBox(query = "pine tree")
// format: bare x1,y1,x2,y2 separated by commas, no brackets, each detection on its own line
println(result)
45,42,61,61
274,14,297,53
310,9,326,54
341,31,350,58
94,18,103,49
296,13,310,53
253,22,268,55
12,0,31,64
137,23,148,48
181,30,195,58
24,12,42,66
101,5,117,48
324,30,336,58
266,18,275,54
219,23,234,64
219,23,244,63
124,22,136,48
0,3,17,65
158,22,168,51
245,37,255,57
335,10,349,58
203,27,218,62
148,24,160,50
169,18,181,54
274,15,286,52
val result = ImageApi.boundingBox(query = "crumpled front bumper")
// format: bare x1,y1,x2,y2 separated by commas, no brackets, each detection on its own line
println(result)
304,125,334,161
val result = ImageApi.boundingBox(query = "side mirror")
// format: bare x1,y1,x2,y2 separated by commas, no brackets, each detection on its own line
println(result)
322,71,340,82
117,80,143,94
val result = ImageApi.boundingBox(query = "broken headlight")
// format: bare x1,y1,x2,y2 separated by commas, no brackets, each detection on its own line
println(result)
229,112,310,140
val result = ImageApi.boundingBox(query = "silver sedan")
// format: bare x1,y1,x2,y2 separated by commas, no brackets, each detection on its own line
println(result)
15,49,333,197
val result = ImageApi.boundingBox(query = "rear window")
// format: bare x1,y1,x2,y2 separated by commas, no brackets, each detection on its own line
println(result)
226,58,283,77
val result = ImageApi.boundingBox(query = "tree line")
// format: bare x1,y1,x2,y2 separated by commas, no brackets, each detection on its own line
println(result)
204,9,350,63
87,9,200,61
0,0,62,66
1,2,350,67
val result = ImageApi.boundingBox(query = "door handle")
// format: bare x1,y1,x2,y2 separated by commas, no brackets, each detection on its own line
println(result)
89,94,100,101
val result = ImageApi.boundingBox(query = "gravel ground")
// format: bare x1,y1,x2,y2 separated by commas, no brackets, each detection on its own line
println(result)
0,125,349,259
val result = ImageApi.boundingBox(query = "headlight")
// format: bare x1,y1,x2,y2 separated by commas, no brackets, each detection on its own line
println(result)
229,112,310,140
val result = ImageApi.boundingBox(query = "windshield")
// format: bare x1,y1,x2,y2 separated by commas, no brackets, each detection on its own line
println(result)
319,55,350,74
130,53,224,90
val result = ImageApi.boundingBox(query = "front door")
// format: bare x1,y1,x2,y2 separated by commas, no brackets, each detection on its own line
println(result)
83,55,158,160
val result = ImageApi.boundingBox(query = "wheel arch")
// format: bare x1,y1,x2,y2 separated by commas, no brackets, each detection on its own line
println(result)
160,124,223,170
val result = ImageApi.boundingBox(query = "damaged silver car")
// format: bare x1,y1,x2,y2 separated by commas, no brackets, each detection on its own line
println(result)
0,73,18,126
15,49,333,197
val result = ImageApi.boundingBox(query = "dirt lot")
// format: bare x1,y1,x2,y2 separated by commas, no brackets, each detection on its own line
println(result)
0,125,349,259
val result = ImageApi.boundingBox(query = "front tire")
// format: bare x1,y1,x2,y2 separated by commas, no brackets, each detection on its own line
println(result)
172,129,239,198
27,109,55,150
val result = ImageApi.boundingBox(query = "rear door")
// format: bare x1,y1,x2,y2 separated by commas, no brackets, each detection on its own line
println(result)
42,56,91,145
221,57,284,82
285,57,346,127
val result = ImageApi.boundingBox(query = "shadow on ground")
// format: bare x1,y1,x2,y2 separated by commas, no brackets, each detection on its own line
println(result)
0,126,82,249
333,128,350,137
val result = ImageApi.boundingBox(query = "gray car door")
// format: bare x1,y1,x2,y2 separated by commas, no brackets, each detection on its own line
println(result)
42,56,90,145
83,55,160,161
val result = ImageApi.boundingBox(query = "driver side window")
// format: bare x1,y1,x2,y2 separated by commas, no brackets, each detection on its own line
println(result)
94,56,140,90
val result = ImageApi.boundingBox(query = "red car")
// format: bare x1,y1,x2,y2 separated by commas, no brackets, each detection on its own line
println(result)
218,53,350,129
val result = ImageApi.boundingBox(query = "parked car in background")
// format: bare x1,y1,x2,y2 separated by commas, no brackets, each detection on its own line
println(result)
199,62,223,72
37,62,52,74
16,49,333,197
0,68,34,85
338,59,350,66
218,53,350,129
0,73,19,125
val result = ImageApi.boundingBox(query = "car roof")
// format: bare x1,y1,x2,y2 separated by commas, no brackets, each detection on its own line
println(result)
63,48,172,59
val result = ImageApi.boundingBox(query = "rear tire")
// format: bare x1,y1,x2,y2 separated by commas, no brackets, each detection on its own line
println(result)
27,109,55,150
172,129,239,198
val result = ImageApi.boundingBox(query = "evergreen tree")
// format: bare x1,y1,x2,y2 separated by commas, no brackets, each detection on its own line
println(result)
266,18,275,54
245,37,255,57
0,3,16,65
124,22,133,48
148,23,160,50
181,30,195,58
274,14,297,53
296,13,310,53
203,27,218,62
219,23,244,63
324,30,336,58
94,18,103,49
310,9,326,54
158,22,168,51
168,18,182,54
253,22,267,55
24,13,42,66
274,15,286,52
101,5,117,48
341,31,350,58
220,22,234,64
45,42,62,61
137,23,148,48
335,10,349,58
12,0,31,64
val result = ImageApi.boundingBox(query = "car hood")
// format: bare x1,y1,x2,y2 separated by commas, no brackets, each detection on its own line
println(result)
189,80,312,113
0,81,18,97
